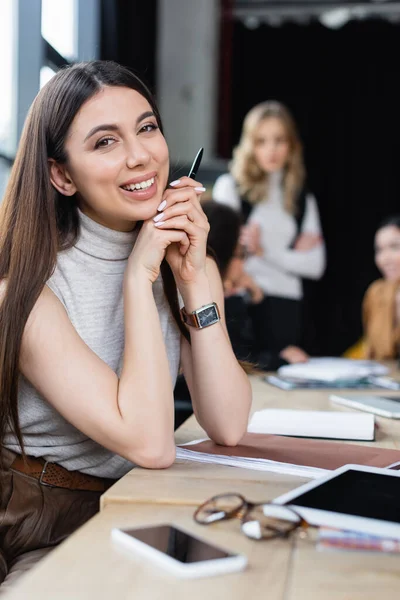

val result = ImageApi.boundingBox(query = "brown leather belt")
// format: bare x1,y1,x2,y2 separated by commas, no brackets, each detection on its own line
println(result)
10,454,116,492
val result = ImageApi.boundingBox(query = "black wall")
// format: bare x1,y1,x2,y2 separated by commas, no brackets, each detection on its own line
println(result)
229,19,400,355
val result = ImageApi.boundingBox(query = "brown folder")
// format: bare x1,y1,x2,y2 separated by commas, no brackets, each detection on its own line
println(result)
180,433,400,471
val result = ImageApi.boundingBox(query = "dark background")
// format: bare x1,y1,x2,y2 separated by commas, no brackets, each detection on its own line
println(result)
229,19,400,355
100,2,400,356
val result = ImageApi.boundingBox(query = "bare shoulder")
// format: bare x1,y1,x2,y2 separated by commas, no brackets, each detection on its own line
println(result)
25,284,67,326
21,284,71,361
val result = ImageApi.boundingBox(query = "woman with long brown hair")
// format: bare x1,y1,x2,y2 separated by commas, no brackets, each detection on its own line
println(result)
0,60,251,589
213,101,326,355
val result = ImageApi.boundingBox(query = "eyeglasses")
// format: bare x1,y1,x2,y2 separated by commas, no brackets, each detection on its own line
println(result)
194,493,309,541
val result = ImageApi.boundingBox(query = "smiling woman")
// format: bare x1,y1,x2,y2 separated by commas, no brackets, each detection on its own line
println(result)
50,87,169,231
0,60,251,588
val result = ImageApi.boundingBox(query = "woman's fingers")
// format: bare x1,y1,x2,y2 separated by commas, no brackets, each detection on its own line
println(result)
157,180,206,219
154,215,204,238
169,175,205,191
157,186,204,215
154,200,207,227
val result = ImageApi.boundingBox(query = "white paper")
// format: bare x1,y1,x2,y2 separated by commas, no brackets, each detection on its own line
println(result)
248,409,375,441
175,443,328,479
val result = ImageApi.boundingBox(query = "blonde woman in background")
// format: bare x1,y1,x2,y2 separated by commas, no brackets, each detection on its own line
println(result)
213,101,326,355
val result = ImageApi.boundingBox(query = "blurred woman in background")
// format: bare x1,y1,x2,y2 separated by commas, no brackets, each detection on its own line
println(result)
363,215,400,359
203,200,309,369
213,101,325,356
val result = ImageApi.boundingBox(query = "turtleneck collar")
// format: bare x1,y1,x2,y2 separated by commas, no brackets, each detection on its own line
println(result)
268,170,284,189
75,210,138,261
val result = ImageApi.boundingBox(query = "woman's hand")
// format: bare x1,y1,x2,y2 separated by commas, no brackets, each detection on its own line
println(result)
294,233,322,252
150,176,209,288
224,258,264,303
240,223,263,256
127,219,191,284
279,346,309,364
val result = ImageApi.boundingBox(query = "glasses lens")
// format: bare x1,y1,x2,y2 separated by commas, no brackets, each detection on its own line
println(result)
241,504,301,540
195,494,245,524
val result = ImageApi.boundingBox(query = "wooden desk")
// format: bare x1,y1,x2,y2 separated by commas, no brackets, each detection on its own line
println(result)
4,502,400,599
101,374,400,509
4,373,400,599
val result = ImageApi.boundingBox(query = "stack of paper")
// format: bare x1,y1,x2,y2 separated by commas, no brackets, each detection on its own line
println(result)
265,375,387,391
278,358,388,383
176,440,328,479
175,433,400,479
248,409,375,441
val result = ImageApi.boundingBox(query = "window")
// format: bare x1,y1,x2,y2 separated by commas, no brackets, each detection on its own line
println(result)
1,0,99,201
0,158,11,199
0,0,16,156
41,0,77,60
40,65,57,88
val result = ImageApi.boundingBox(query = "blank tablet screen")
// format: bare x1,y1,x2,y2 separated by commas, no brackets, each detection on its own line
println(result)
286,469,400,523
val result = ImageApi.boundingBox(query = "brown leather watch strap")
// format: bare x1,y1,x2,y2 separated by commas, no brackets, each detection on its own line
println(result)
180,307,199,328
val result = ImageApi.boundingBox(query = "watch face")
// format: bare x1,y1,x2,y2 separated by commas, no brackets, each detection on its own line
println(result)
197,304,219,328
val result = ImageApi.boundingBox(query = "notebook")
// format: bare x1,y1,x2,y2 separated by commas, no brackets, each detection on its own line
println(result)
330,394,400,419
248,409,375,441
278,358,388,383
175,433,400,479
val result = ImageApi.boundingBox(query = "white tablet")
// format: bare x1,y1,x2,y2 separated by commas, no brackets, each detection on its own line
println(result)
330,394,400,418
273,465,400,540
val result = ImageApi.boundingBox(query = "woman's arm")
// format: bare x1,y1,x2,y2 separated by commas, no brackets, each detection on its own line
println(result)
262,195,326,280
180,256,252,446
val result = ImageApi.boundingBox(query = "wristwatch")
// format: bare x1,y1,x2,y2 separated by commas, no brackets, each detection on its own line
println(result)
181,302,221,329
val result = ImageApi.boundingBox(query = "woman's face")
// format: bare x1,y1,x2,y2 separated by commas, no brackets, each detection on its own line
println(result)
252,117,290,174
61,86,169,231
375,225,400,281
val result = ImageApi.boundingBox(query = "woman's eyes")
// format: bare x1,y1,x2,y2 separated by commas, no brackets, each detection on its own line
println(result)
255,137,287,145
94,123,159,149
376,244,400,253
140,122,159,134
94,136,116,149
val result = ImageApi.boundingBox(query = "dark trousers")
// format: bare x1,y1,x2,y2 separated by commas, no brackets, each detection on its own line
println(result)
247,296,303,354
0,448,101,589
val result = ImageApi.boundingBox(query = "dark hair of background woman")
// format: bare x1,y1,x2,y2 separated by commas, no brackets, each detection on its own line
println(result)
0,60,190,457
201,201,241,278
377,215,400,231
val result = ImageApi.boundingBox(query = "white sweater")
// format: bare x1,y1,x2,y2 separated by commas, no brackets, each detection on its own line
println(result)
213,171,326,300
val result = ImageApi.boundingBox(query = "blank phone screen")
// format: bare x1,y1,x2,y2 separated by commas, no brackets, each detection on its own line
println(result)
122,525,234,563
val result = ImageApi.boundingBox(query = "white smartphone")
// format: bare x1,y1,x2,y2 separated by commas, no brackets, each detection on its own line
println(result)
111,523,247,579
330,394,400,418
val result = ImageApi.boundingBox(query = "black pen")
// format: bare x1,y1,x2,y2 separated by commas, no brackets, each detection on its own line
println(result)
187,147,204,179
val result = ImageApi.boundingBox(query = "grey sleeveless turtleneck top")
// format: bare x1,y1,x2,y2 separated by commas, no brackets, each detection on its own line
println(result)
3,211,181,478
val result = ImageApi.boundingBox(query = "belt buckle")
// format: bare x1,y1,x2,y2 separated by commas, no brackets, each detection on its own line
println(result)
39,460,51,487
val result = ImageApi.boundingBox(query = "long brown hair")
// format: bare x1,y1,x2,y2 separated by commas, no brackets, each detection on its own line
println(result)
0,60,189,455
230,101,305,213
